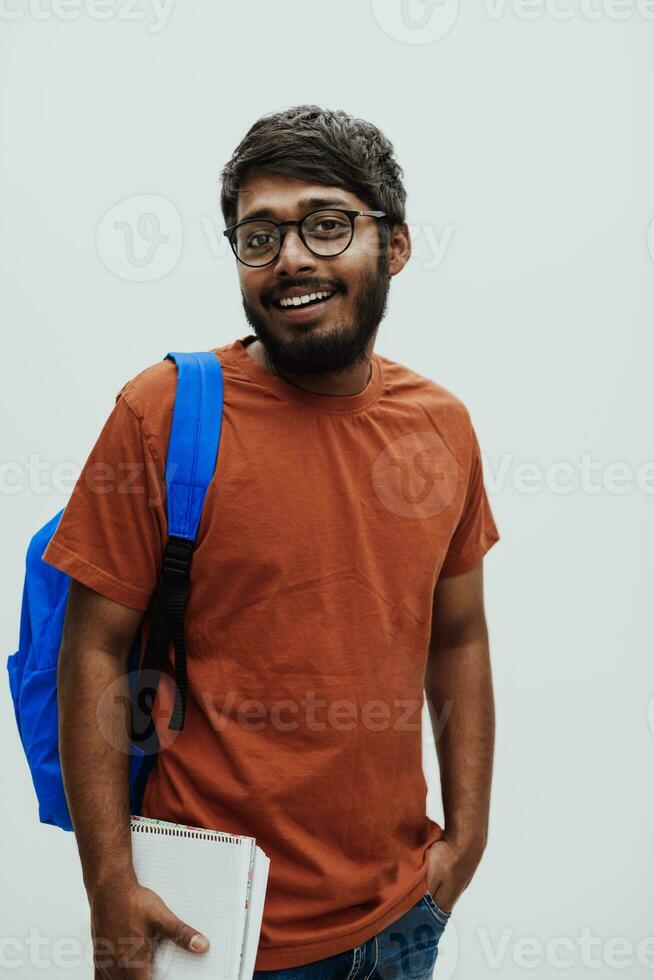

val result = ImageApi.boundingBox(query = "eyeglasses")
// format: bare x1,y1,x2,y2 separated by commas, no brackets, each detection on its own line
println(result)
223,208,388,268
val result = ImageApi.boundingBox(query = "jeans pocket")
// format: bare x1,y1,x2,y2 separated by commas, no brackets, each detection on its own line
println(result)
422,889,452,927
376,894,447,980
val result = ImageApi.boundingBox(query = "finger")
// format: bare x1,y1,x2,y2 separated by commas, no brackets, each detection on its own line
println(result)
154,902,210,954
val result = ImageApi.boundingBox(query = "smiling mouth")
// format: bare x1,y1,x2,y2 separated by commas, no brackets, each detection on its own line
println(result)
271,291,339,322
272,290,336,311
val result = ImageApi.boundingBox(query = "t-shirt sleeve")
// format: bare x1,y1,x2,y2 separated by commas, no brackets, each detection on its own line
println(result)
439,422,500,578
41,388,167,611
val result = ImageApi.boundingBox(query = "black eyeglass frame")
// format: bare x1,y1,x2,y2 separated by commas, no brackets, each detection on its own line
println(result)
223,208,389,267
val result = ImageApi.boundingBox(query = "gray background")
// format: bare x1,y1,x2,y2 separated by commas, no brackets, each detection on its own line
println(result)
1,1,653,977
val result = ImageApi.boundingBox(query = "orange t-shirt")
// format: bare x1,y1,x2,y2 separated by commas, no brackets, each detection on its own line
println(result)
43,335,500,970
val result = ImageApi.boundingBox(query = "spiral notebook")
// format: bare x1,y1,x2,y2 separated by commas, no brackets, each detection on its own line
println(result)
130,816,270,980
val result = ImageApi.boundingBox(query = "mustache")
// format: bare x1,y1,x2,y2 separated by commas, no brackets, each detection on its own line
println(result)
263,280,346,306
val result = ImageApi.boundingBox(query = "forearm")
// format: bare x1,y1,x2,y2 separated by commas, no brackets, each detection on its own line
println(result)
58,643,138,896
424,638,495,852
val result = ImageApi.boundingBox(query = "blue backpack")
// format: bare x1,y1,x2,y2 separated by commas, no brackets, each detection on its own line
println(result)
6,351,224,832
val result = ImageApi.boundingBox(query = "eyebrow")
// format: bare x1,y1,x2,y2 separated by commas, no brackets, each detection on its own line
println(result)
238,195,352,224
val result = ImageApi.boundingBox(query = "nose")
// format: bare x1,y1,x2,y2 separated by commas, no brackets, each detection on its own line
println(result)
273,226,318,278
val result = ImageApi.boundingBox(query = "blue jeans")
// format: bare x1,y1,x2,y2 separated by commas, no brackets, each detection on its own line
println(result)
254,890,451,980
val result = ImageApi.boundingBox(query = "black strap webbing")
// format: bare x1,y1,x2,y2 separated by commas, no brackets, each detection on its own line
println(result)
131,535,195,748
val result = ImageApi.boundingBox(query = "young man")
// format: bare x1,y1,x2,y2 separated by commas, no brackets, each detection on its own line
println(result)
43,105,500,978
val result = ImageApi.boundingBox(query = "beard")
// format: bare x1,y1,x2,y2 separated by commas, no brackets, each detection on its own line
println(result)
240,252,391,377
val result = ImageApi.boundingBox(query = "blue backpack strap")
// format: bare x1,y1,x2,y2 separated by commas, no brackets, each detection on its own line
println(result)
133,352,223,756
164,351,224,540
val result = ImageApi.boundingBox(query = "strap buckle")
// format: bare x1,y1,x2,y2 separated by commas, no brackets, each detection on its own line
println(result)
163,535,195,580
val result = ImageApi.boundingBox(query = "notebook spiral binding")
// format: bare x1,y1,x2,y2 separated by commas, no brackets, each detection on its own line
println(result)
131,818,248,846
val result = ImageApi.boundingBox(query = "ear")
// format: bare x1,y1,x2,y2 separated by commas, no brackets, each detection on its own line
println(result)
388,222,411,278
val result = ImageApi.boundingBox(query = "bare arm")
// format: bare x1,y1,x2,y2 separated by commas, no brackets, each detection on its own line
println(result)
58,579,209,977
58,578,144,893
423,562,495,910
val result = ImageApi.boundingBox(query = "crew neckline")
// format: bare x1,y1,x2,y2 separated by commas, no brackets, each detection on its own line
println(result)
218,335,384,415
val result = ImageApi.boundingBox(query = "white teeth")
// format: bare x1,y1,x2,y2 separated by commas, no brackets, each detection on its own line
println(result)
278,291,334,308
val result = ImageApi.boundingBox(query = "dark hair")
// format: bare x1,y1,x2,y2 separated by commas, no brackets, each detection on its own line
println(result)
219,105,407,239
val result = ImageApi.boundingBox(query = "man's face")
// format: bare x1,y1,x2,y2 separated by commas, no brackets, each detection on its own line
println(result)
232,171,405,376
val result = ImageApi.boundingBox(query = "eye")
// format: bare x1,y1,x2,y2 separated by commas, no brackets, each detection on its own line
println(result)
247,232,274,248
304,212,351,239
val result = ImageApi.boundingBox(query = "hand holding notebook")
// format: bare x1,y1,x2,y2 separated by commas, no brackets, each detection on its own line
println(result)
129,816,270,980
